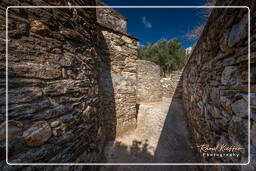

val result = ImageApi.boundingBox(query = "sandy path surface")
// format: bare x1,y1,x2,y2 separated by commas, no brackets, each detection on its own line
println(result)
101,98,198,171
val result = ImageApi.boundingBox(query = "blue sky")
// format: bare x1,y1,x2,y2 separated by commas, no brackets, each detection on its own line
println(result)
102,0,208,48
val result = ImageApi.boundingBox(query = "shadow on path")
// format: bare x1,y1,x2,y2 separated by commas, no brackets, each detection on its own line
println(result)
101,78,198,171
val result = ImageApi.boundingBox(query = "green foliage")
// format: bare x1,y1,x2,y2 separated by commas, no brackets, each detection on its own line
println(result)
138,38,186,75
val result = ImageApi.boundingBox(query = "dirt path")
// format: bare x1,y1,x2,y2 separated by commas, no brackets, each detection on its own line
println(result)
101,98,198,171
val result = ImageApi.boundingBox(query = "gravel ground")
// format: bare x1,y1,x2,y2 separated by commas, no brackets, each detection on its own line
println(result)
101,98,198,171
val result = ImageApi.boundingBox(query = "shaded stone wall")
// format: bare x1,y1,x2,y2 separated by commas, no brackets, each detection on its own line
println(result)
0,0,104,169
136,60,162,103
182,0,255,170
97,8,138,138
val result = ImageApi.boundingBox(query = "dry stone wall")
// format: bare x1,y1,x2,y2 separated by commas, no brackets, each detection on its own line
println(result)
136,60,162,103
0,0,254,170
0,1,139,169
96,0,127,33
136,61,183,103
97,7,138,139
0,0,104,169
182,0,255,170
160,71,183,99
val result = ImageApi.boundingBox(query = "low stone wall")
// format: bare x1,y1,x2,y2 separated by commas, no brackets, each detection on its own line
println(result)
136,60,162,103
0,0,104,169
160,71,183,98
137,61,183,103
182,0,254,170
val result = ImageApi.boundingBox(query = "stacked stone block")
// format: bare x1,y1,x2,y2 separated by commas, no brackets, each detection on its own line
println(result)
136,60,162,103
96,3,138,139
160,71,183,99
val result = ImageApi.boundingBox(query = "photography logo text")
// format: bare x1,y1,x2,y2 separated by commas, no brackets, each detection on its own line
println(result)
196,144,244,158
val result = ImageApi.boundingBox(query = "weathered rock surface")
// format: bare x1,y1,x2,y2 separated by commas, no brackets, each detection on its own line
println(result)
182,1,254,170
136,60,162,103
160,71,183,98
228,14,248,47
30,20,50,35
96,2,127,34
97,17,138,139
221,66,240,86
0,0,103,169
22,121,51,147
231,98,248,117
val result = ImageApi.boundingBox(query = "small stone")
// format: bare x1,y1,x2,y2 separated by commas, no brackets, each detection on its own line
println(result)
49,0,64,5
93,107,97,113
59,56,73,67
58,124,69,132
30,20,49,35
23,121,51,147
82,106,93,119
88,87,94,97
85,105,93,113
231,98,248,117
62,68,67,78
221,66,240,86
50,120,60,128
113,45,122,51
121,36,132,44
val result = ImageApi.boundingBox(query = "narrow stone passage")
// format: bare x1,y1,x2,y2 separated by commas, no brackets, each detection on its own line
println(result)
101,97,198,171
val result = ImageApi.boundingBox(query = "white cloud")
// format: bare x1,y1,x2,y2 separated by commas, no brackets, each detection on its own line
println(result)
185,46,192,55
141,16,152,29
